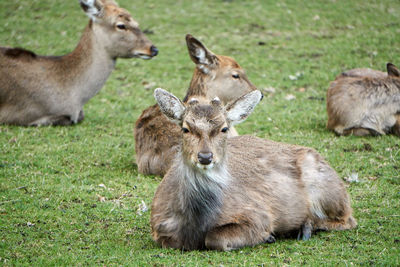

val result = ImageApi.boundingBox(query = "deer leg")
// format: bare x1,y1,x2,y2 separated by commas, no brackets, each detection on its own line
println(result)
314,215,357,231
29,115,72,126
205,223,274,251
53,109,85,125
52,115,75,126
332,125,345,136
29,117,52,126
391,114,400,137
297,219,312,241
342,127,382,136
77,109,85,123
160,236,182,249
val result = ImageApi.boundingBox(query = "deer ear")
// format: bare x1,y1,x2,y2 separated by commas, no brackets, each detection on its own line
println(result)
226,90,263,125
154,88,185,124
387,63,400,77
80,0,104,20
186,34,219,74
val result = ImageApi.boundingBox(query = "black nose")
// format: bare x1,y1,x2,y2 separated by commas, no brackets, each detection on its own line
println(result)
150,45,158,57
198,152,213,165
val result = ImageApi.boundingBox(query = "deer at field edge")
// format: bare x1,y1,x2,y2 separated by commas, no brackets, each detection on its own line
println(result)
0,0,158,126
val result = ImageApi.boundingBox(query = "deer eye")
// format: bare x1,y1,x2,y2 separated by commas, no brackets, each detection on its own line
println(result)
182,127,190,133
116,23,126,30
232,74,240,79
221,127,229,133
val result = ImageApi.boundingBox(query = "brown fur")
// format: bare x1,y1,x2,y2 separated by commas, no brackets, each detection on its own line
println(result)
134,34,257,176
0,0,156,126
340,68,387,79
327,63,400,136
151,89,356,251
3,48,37,59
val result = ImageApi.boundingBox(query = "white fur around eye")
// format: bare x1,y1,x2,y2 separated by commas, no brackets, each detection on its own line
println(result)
116,23,126,30
188,98,199,105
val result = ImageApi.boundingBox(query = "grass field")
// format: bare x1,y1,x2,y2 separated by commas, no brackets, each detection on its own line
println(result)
1,0,399,265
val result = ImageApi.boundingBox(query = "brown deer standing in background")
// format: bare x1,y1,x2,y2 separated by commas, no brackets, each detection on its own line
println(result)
151,88,356,251
327,63,400,136
134,34,257,176
0,0,157,126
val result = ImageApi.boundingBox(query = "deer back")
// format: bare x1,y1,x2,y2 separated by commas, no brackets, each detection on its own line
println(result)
340,68,387,78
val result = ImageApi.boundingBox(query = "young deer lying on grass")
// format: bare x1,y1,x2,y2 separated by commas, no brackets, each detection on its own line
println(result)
151,88,356,251
134,34,257,176
0,0,157,126
327,63,400,136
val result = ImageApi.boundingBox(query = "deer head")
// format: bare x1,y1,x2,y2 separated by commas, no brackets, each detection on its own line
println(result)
79,0,158,59
155,88,262,171
185,34,257,104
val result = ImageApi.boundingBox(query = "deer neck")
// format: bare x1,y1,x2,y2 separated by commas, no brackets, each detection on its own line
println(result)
171,157,230,249
389,77,400,92
61,21,116,105
183,68,210,102
175,156,230,221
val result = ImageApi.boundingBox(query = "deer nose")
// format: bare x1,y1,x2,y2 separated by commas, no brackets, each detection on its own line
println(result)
198,152,213,165
150,45,158,57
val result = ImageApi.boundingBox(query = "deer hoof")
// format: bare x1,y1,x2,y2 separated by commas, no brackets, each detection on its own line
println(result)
263,234,276,244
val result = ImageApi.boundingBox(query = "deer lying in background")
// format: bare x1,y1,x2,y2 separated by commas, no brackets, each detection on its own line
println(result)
151,88,356,251
0,0,157,126
327,63,400,136
134,34,257,176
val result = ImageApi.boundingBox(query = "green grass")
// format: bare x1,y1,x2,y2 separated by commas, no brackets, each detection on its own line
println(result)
1,0,399,265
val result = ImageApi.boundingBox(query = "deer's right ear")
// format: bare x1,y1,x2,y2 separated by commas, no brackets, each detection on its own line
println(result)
387,63,400,77
226,90,263,126
154,88,185,124
186,34,219,74
80,0,104,20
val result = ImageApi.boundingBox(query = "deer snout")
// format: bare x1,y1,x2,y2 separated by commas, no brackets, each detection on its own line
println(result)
150,45,158,57
198,152,213,165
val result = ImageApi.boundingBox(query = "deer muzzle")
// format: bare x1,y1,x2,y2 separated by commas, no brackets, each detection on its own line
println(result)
197,152,213,165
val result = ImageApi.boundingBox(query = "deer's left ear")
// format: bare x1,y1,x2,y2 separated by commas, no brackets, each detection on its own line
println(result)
154,88,186,125
226,90,263,125
387,63,400,77
186,34,219,74
80,0,104,20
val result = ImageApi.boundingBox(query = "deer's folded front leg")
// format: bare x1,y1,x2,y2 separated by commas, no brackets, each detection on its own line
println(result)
205,223,274,251
392,114,400,137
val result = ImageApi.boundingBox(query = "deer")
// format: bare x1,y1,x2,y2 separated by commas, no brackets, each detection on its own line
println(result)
134,34,257,176
0,0,158,126
327,63,400,137
150,88,357,251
